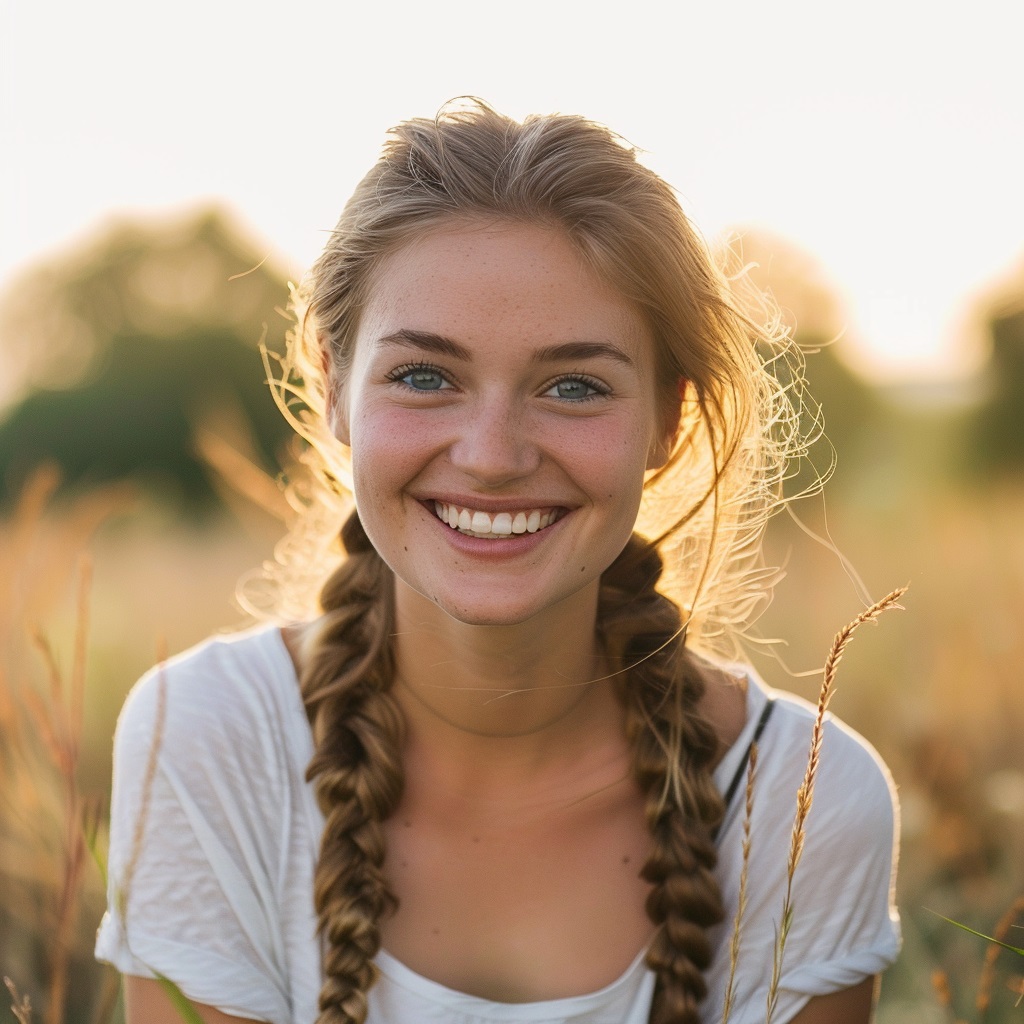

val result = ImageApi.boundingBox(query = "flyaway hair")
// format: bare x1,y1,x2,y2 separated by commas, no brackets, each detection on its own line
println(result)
248,99,818,1023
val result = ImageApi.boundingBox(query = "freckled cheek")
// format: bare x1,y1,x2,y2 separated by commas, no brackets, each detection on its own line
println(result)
555,420,652,483
347,413,440,559
349,407,445,477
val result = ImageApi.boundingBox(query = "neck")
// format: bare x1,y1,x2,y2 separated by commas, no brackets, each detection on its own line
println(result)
391,577,627,791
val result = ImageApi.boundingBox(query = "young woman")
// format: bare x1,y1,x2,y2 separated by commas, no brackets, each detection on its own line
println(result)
96,100,900,1024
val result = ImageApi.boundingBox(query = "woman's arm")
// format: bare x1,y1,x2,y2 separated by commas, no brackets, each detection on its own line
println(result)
124,976,267,1024
788,975,878,1024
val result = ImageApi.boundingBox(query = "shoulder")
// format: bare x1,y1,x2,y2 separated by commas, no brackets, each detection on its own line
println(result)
112,625,310,793
759,685,898,835
712,666,899,882
705,674,901,1016
729,675,900,929
99,627,316,1022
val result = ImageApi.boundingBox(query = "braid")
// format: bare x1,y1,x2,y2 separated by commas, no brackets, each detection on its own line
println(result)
257,101,813,1024
600,535,725,1024
300,510,404,1024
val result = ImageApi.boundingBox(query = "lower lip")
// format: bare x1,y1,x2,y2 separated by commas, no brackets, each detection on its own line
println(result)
423,504,568,557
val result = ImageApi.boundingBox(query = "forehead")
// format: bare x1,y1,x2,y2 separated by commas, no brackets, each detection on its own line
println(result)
358,220,652,355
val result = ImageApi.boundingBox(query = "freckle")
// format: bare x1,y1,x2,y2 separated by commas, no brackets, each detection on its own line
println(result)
580,565,586,572
432,927,440,936
401,860,408,868
403,819,412,827
622,855,631,865
472,836,481,844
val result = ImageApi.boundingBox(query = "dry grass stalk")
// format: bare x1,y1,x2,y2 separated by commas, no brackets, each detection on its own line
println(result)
0,553,96,1024
1,466,134,646
1,472,131,1024
932,969,969,1024
975,895,1024,1017
117,640,168,933
40,557,92,1024
721,741,758,1024
4,976,32,1024
193,424,291,522
764,586,908,1024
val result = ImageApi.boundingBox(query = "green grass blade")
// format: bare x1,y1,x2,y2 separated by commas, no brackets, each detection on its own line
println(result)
155,973,207,1024
927,909,1024,956
84,815,108,887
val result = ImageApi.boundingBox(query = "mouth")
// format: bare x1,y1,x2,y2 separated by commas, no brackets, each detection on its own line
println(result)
431,501,566,539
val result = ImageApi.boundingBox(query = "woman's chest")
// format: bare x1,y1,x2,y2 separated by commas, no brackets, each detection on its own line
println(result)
379,789,654,1003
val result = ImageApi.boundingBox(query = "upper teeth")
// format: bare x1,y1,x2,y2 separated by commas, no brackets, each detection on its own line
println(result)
433,502,558,537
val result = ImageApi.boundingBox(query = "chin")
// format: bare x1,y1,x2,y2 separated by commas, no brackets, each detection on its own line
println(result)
432,597,542,629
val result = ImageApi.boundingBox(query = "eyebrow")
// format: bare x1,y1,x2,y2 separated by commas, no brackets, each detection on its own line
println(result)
377,328,636,367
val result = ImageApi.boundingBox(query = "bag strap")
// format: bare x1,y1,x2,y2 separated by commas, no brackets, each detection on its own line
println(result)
721,696,776,813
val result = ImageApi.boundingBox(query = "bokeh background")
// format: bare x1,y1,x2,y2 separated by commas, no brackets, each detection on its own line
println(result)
1,1,1022,1021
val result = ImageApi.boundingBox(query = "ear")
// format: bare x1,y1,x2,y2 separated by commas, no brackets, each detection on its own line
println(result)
647,377,686,470
321,337,351,446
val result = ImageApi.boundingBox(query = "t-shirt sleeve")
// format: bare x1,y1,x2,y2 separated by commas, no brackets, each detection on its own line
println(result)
722,707,901,1023
94,645,296,1024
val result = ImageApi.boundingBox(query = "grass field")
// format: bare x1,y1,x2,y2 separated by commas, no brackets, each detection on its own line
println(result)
1,462,1021,1023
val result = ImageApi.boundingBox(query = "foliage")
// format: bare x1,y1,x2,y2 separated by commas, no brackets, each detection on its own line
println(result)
969,304,1024,475
0,208,296,513
0,329,293,514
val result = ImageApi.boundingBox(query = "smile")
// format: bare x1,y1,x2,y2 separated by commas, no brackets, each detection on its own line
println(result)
432,501,563,539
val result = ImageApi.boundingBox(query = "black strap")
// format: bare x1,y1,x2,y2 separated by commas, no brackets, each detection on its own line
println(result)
721,696,775,812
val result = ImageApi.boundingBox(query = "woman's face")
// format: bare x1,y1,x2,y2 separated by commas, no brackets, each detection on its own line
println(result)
333,219,675,628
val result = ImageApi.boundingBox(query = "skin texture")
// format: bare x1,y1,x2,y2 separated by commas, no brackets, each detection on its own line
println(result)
122,221,881,1024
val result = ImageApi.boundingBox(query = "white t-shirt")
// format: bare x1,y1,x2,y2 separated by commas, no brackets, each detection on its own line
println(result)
95,626,900,1023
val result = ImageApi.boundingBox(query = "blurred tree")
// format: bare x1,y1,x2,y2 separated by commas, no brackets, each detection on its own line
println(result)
0,207,296,512
969,284,1024,475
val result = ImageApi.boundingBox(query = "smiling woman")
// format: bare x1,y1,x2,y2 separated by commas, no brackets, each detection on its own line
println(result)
94,100,900,1024
338,222,665,628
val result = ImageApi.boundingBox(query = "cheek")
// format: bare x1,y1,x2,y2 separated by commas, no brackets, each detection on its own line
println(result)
558,421,651,532
567,416,655,480
347,405,447,537
350,406,434,471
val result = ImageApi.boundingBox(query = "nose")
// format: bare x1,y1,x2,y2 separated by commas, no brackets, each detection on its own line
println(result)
448,397,541,486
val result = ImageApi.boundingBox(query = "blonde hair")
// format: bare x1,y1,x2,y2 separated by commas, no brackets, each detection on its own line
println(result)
262,99,811,1024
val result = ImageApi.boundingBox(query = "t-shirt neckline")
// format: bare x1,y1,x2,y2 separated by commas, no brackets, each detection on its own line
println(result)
374,945,651,1017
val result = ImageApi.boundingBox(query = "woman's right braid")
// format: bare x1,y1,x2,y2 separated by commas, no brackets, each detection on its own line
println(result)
600,535,726,1024
301,511,405,1024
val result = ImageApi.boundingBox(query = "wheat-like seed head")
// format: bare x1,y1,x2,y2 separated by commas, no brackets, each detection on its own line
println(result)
765,586,907,1024
721,742,758,1024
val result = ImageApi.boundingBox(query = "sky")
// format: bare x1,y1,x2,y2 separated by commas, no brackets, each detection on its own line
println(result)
2,0,1022,384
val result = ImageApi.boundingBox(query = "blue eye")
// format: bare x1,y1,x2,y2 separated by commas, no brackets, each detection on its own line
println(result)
404,369,445,390
544,375,607,401
390,364,451,391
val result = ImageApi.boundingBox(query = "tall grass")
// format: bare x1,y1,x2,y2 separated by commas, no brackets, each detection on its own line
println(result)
0,470,126,1023
761,587,908,1024
1,472,1022,1022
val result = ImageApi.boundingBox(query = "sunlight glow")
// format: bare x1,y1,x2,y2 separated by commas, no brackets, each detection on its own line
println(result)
2,0,1021,386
